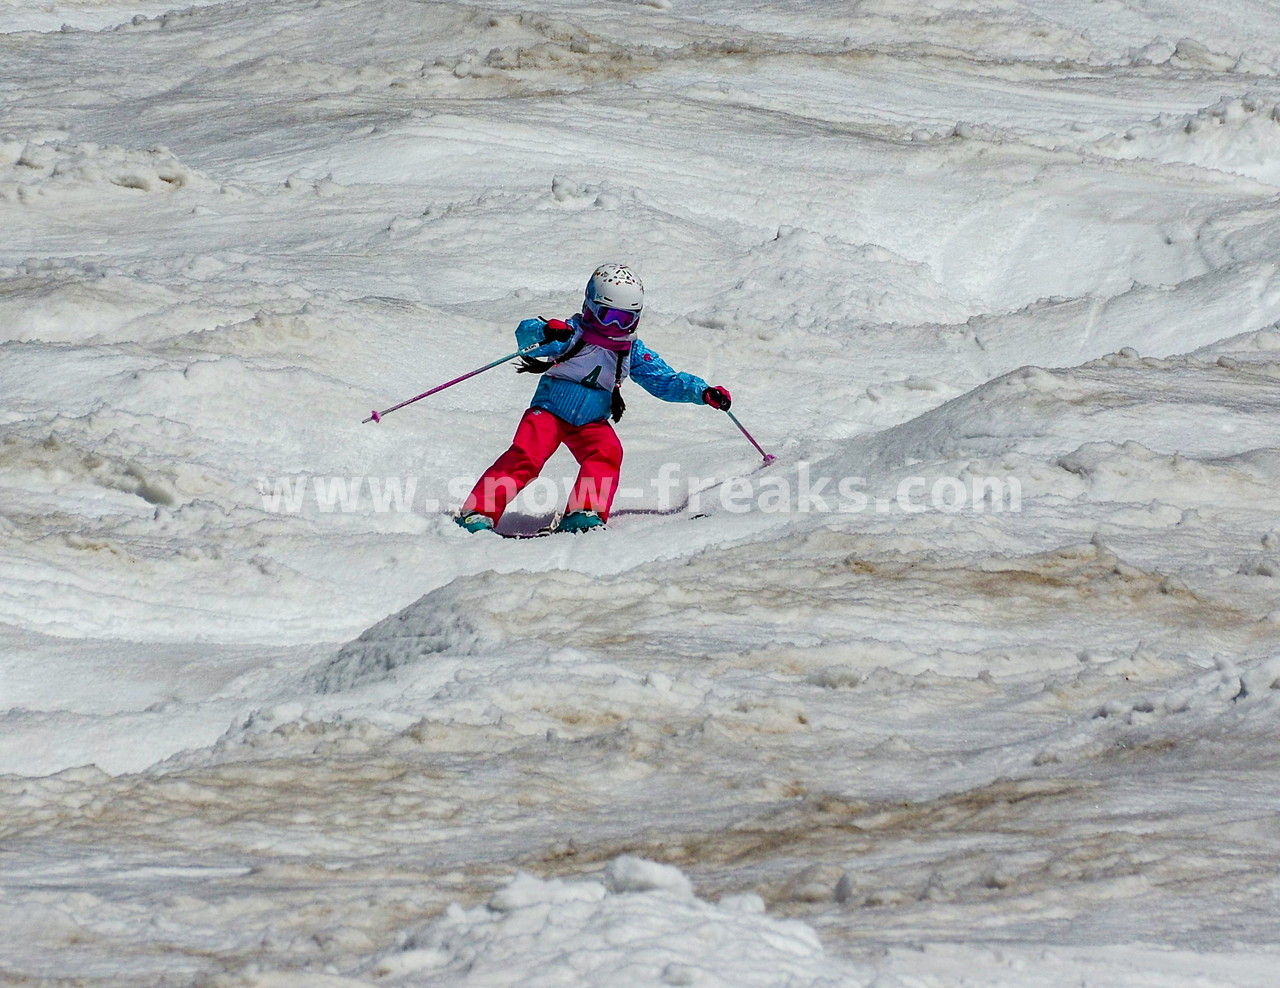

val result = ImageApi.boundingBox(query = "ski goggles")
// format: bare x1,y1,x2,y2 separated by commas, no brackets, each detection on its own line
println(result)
585,298,640,333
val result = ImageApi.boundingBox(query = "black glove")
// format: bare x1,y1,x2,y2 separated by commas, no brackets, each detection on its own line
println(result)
702,386,732,410
542,318,572,343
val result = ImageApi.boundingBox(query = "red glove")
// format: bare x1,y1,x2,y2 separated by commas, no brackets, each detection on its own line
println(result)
543,319,572,343
702,386,732,410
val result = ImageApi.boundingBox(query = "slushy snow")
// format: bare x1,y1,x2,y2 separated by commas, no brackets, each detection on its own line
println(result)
3,0,1280,984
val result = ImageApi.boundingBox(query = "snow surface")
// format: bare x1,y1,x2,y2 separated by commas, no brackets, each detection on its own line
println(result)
3,0,1280,983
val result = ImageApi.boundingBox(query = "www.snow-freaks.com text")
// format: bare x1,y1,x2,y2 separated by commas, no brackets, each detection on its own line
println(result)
256,464,1022,516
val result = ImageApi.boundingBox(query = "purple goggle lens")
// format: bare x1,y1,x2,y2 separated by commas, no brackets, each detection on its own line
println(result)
586,299,639,332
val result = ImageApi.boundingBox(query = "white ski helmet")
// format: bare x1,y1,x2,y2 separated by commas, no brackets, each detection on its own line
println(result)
586,263,643,311
583,263,643,335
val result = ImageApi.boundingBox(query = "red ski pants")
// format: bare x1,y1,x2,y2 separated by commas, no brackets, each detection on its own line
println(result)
463,408,623,522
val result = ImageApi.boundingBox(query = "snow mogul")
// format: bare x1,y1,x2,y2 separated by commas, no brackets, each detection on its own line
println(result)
456,263,732,534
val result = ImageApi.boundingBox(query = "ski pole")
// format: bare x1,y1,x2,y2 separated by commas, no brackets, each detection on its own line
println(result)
724,409,776,463
364,341,544,424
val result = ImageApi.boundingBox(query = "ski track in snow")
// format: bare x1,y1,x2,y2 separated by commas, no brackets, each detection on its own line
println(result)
2,0,1280,984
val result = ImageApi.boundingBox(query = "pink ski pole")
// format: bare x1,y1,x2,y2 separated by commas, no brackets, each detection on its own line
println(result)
364,341,544,424
724,409,776,463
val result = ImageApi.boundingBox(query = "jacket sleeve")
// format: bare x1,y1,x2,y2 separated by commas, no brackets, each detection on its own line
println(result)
629,340,709,404
516,318,571,359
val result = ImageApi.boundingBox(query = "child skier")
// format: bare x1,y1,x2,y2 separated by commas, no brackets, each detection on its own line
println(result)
456,263,732,534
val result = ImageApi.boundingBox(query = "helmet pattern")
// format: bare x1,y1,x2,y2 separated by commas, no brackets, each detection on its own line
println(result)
586,263,644,312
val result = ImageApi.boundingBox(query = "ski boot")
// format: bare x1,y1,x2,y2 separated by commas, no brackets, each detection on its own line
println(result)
455,511,495,534
556,509,605,534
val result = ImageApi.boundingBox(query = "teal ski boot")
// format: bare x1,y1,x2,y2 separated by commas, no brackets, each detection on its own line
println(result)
455,511,495,534
556,509,605,534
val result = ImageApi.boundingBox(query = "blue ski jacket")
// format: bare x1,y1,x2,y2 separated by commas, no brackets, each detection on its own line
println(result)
515,315,709,427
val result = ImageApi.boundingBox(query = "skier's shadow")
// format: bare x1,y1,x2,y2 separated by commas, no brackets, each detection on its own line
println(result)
610,504,686,518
